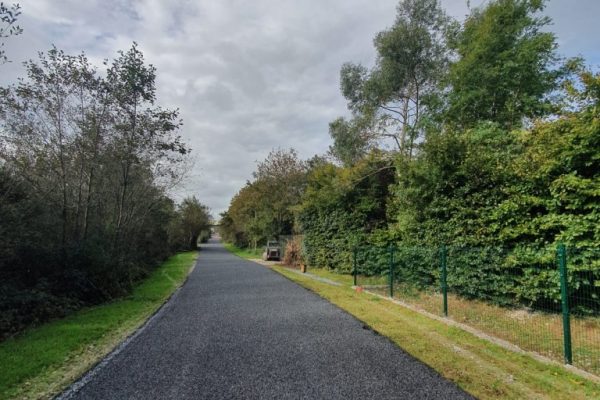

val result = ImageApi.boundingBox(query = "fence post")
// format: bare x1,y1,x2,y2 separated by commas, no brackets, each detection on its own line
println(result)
389,245,394,298
440,245,448,317
353,247,358,287
558,243,573,365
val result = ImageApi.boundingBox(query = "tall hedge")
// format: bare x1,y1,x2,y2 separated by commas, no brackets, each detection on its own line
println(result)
297,153,395,272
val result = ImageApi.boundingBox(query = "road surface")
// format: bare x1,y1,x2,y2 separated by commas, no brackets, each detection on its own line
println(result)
58,239,472,399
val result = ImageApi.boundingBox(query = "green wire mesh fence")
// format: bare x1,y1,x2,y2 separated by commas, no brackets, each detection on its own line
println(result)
565,247,600,373
351,244,600,376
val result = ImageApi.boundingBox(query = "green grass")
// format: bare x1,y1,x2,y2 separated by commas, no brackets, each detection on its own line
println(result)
380,285,600,376
223,243,262,259
306,266,388,286
300,268,600,375
299,266,600,376
272,265,600,400
0,251,197,400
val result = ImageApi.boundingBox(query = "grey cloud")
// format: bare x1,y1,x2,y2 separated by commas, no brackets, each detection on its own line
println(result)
193,81,235,112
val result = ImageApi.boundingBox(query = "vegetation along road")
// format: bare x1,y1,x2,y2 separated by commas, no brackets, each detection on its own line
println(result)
57,239,472,400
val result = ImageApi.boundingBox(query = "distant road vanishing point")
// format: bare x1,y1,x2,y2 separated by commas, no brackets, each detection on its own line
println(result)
57,239,472,400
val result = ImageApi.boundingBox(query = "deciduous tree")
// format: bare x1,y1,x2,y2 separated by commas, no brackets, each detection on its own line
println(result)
331,0,451,162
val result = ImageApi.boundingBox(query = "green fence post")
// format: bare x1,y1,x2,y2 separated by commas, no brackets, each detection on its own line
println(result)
558,243,573,365
389,245,394,298
440,245,448,317
353,248,358,287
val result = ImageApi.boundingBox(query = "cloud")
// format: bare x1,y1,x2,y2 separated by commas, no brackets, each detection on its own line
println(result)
2,0,599,215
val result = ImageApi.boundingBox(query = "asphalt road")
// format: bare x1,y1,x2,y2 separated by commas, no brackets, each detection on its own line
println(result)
58,239,473,400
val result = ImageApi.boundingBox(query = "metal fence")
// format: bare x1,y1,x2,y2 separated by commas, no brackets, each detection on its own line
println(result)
351,244,600,376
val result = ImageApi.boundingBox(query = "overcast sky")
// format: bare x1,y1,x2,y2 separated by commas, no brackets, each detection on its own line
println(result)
2,0,599,216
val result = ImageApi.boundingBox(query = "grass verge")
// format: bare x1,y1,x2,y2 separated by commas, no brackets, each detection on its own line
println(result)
306,266,388,286
0,251,197,400
287,266,600,376
223,243,262,259
272,265,600,400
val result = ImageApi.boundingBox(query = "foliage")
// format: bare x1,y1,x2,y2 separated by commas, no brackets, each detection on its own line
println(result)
330,0,451,162
168,196,211,250
0,45,193,338
497,70,600,248
384,70,600,309
297,152,395,272
0,2,22,64
390,122,520,246
220,148,307,248
328,116,369,167
220,180,272,248
445,0,564,129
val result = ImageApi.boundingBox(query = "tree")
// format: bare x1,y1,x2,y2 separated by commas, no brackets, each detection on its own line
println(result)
445,0,564,129
0,44,190,337
169,196,211,250
492,69,600,248
331,0,451,162
0,2,22,64
253,148,307,232
218,211,238,244
106,43,187,253
1,48,103,252
226,181,270,249
328,116,370,166
221,149,307,249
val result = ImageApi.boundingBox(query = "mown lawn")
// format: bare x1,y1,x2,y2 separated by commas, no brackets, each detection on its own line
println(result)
272,265,600,400
0,251,197,400
223,243,263,259
283,265,600,377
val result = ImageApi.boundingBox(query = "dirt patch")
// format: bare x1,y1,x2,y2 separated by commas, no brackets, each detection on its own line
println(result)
250,258,279,267
508,309,534,322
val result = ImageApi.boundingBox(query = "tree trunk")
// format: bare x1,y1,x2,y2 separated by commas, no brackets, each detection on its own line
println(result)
114,99,137,250
56,82,68,255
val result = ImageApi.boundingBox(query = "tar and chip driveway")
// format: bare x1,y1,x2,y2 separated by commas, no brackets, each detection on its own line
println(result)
59,239,472,399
